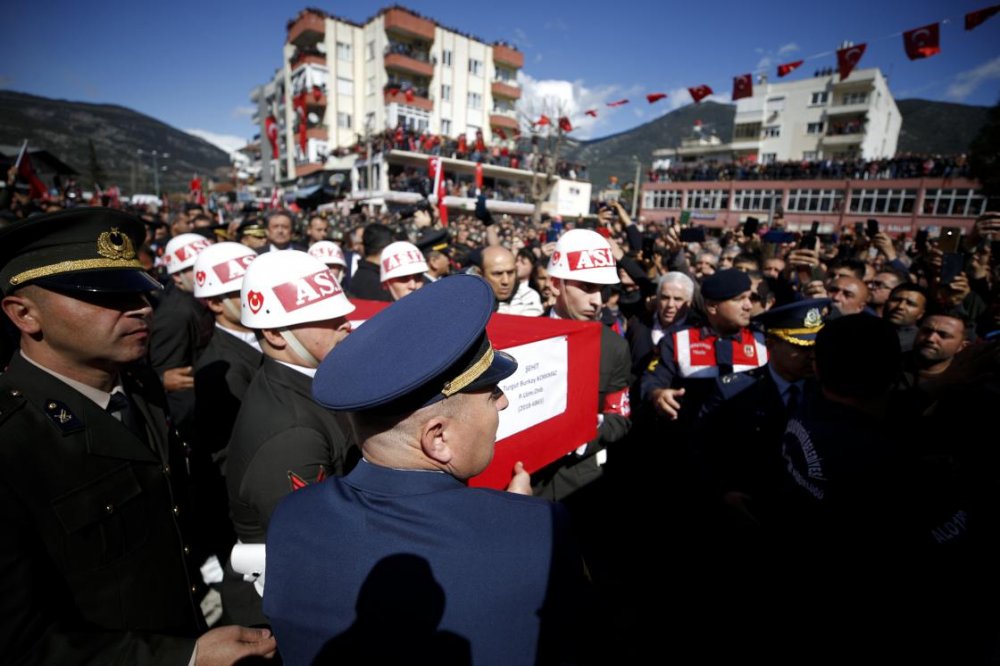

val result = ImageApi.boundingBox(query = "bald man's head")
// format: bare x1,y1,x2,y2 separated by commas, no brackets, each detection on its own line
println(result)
828,276,869,316
481,246,517,302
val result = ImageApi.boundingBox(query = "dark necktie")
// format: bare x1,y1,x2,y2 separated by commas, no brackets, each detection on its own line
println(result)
786,384,801,416
107,391,148,446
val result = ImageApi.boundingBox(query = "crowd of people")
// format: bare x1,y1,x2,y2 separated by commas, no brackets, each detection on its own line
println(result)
2,152,1000,664
650,153,972,183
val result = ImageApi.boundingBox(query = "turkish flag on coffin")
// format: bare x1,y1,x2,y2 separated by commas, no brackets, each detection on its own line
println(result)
903,23,941,60
837,43,866,81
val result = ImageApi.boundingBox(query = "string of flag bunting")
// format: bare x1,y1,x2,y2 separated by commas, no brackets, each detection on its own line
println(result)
530,4,999,132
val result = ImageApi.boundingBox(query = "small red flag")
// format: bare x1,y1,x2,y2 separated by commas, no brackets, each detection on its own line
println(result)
558,116,573,132
17,148,48,199
264,115,279,159
606,99,629,107
966,4,1000,30
405,89,415,103
837,43,866,81
585,109,598,117
646,93,667,104
536,114,551,126
903,23,941,60
777,60,804,77
688,85,713,103
732,74,753,101
312,84,323,102
475,129,486,153
457,135,467,153
494,127,507,140
387,87,400,96
475,162,483,189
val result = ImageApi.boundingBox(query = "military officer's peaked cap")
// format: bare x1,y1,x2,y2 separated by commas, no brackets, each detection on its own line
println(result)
753,298,831,346
0,208,160,295
313,274,517,412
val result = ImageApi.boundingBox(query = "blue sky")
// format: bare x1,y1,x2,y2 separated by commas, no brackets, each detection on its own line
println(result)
6,0,999,150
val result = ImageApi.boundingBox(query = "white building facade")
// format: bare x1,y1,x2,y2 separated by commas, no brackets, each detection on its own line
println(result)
252,7,524,183
660,67,901,165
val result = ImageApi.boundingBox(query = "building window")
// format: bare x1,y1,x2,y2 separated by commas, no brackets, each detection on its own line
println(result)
367,41,375,61
337,77,353,96
810,91,829,105
365,111,376,129
787,188,844,213
441,119,451,135
760,153,777,165
807,122,824,134
732,189,777,211
842,92,867,105
802,151,819,161
337,112,352,129
467,92,482,110
468,58,482,76
337,42,351,62
920,188,986,217
366,76,375,96
762,126,780,138
733,123,760,139
442,49,452,67
766,97,785,111
495,66,515,82
850,188,919,214
645,190,682,209
441,84,451,101
686,189,729,210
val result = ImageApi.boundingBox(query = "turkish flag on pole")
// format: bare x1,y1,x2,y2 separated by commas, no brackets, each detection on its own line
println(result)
558,116,573,132
966,4,1000,30
777,60,804,77
606,99,629,107
732,74,753,101
688,85,713,103
585,109,598,117
837,43,866,81
14,141,48,199
903,23,941,60
536,114,551,126
646,93,667,104
264,115,279,160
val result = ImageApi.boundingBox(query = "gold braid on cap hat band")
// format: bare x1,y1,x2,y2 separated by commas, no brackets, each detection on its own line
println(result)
767,325,823,347
441,344,495,397
9,258,145,287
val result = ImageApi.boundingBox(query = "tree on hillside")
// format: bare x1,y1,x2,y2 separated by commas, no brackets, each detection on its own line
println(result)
518,99,571,223
87,139,108,189
969,98,1000,207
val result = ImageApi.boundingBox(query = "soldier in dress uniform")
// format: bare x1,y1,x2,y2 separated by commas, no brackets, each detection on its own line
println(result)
223,249,359,625
0,208,275,664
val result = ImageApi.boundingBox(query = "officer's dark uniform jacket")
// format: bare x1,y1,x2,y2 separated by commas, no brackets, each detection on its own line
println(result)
223,356,358,624
150,282,215,440
0,353,204,664
346,259,391,301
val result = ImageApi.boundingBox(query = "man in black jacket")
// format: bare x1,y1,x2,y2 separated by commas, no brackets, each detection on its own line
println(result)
0,208,274,664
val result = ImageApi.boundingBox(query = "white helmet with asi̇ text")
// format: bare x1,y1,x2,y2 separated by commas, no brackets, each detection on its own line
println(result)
308,241,347,268
380,241,428,282
163,233,214,275
546,229,620,285
193,242,258,298
240,250,354,329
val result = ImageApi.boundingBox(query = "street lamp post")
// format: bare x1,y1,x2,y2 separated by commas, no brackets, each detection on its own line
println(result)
137,149,169,197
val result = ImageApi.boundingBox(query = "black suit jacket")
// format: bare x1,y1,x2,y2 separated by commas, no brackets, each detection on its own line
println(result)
0,354,203,664
193,328,262,458
347,259,391,301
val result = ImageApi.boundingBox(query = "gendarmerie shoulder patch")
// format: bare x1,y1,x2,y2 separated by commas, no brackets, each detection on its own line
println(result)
44,399,85,433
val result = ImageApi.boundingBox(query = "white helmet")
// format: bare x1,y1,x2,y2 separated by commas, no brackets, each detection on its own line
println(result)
380,241,428,282
240,250,354,329
163,233,214,274
308,240,346,268
193,242,258,298
547,229,620,285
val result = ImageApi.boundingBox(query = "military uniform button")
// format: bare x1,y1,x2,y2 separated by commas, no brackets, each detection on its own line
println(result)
191,585,198,593
183,545,191,555
172,505,180,516
163,464,171,475
48,402,58,409
10,390,21,397
105,504,114,514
